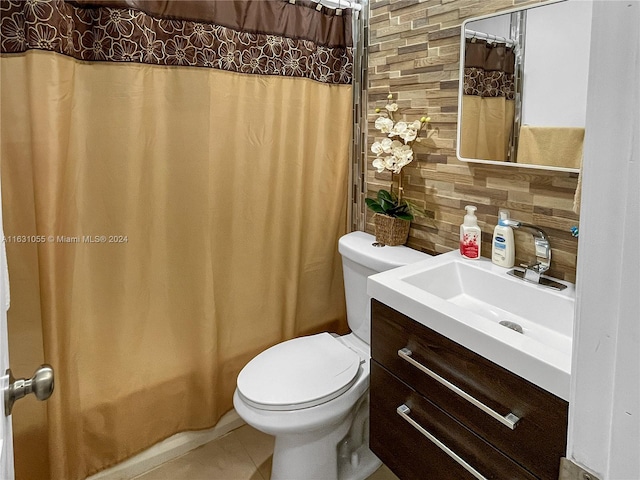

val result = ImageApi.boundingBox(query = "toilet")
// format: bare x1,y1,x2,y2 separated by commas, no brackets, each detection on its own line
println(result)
233,231,430,480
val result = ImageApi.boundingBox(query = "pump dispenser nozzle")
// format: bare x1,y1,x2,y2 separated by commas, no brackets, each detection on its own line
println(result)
463,205,478,227
498,209,510,226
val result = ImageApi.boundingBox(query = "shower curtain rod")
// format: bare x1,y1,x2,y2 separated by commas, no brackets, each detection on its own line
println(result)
289,0,362,11
465,29,515,46
325,0,362,11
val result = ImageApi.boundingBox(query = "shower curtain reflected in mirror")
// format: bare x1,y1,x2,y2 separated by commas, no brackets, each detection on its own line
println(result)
0,1,354,478
460,39,515,161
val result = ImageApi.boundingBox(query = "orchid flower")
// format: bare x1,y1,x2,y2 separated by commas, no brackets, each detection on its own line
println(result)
374,116,394,134
367,93,431,220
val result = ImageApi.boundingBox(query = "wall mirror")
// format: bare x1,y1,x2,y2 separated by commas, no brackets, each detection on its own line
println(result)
456,0,592,172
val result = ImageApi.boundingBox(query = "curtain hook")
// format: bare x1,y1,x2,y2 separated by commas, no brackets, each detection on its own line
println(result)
336,0,343,16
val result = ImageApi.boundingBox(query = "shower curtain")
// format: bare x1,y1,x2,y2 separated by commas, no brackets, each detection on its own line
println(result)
460,38,515,161
0,1,353,478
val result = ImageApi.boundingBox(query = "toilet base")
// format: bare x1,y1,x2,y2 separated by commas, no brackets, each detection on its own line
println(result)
269,394,381,480
270,426,381,480
338,444,383,480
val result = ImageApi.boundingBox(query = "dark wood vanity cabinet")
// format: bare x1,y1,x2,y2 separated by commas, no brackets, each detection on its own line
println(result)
369,300,569,480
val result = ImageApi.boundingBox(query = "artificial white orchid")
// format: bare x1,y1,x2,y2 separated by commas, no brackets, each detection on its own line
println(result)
374,116,394,134
389,121,408,138
370,140,414,174
371,137,393,155
371,95,429,175
366,93,431,221
371,157,387,173
385,102,398,112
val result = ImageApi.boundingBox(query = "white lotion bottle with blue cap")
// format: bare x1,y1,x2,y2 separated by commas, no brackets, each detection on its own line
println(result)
491,209,515,267
459,205,481,259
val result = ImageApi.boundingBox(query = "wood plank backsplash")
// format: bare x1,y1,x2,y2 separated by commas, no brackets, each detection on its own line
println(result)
365,0,580,282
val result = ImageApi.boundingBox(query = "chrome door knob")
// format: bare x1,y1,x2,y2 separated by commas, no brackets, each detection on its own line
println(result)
4,364,54,416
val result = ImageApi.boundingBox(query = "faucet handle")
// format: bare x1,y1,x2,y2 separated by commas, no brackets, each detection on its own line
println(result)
519,262,543,272
534,237,551,259
519,262,543,282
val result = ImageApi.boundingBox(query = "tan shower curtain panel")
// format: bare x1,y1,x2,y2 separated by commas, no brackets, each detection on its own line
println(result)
460,39,515,161
0,1,353,479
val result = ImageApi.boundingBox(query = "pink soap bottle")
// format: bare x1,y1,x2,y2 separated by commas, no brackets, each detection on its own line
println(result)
460,205,481,259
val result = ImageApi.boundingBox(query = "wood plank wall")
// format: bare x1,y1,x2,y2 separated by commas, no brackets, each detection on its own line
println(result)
365,0,580,282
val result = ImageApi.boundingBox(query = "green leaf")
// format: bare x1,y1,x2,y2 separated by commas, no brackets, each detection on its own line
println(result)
377,189,396,203
394,212,414,221
390,204,408,214
365,198,385,214
368,189,419,219
390,204,413,220
379,197,398,214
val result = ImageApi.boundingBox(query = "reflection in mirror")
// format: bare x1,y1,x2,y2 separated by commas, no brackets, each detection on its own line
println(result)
457,0,592,172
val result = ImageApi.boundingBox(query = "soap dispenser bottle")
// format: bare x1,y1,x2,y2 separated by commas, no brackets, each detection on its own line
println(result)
460,205,481,259
492,209,515,268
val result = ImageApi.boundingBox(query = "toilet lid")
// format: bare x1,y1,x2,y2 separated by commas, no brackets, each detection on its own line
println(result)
236,332,362,411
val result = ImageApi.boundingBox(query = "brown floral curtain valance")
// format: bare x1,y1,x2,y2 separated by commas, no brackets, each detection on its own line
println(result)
464,38,515,99
0,0,353,83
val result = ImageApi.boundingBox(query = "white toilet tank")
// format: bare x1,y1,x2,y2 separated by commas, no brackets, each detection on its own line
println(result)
338,231,430,345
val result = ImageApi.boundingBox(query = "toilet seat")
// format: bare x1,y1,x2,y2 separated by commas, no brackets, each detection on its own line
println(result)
236,332,362,411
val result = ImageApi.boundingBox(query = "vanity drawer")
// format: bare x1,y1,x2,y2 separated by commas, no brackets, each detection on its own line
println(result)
371,300,568,480
370,362,538,480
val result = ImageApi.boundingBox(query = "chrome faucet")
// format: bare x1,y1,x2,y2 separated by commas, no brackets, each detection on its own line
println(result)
502,220,566,291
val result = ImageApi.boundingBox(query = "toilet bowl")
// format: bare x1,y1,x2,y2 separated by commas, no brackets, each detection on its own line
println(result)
233,232,430,480
234,333,377,480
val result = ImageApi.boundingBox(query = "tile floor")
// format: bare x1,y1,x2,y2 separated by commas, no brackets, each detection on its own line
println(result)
132,424,399,480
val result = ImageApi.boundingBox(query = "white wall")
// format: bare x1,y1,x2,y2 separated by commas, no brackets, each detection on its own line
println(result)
569,1,640,479
522,0,592,127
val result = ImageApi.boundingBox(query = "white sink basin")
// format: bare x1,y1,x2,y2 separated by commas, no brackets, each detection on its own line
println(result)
367,250,575,400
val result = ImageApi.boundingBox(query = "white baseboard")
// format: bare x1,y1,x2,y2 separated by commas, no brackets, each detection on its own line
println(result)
86,410,245,480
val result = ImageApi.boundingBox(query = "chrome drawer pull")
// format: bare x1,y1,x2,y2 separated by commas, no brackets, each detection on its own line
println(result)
397,404,488,480
398,348,520,430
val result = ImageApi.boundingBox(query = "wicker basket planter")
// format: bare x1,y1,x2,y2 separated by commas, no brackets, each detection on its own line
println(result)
374,213,410,246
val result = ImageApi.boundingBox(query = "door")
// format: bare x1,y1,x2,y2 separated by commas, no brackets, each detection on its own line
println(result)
1,310,14,479
0,183,53,480
0,182,15,479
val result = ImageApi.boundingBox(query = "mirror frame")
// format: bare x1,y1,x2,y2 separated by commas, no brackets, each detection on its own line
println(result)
456,0,582,173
